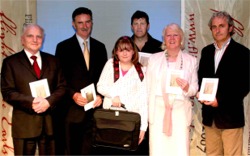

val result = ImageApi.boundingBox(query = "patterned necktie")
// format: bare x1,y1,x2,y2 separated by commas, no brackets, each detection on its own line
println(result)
31,56,40,78
83,40,90,70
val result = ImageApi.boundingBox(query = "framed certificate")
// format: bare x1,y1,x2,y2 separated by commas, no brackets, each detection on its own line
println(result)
139,52,152,67
166,69,184,95
81,83,96,111
29,79,50,98
198,78,219,101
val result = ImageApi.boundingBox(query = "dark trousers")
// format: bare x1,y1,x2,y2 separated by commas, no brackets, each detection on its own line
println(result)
135,128,149,155
65,120,93,155
52,101,69,155
13,134,55,155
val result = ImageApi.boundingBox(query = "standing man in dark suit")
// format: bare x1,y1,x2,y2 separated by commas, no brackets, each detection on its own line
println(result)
131,10,162,54
1,24,66,155
197,11,249,155
55,7,108,155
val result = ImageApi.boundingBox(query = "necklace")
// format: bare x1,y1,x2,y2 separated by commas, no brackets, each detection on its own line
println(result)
164,50,183,70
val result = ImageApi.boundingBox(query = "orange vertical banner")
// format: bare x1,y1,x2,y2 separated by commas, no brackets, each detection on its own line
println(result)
0,0,37,155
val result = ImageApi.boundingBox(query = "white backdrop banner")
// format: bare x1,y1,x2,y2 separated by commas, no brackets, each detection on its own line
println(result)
0,0,36,155
182,0,250,155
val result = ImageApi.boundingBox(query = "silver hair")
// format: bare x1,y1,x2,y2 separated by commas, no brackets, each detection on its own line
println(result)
22,23,45,37
208,11,234,36
161,23,185,50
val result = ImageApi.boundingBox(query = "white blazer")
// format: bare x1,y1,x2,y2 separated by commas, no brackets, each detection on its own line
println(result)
146,50,198,126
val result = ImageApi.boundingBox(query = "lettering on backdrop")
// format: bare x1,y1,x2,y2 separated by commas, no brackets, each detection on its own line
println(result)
0,11,17,58
187,13,206,154
249,129,250,155
189,97,195,134
187,10,245,58
1,11,17,155
187,13,198,57
197,126,206,153
25,14,32,24
1,101,14,155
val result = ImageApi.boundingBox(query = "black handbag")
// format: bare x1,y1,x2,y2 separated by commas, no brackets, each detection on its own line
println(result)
92,108,141,151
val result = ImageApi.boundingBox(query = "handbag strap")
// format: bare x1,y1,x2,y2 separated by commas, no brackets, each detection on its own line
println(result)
113,57,144,82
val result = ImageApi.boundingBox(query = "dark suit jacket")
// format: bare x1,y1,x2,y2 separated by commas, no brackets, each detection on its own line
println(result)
55,34,108,123
1,50,66,138
198,39,250,129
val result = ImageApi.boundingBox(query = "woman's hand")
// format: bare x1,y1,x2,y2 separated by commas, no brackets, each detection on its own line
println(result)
138,130,145,144
112,96,122,107
176,78,189,92
93,95,103,108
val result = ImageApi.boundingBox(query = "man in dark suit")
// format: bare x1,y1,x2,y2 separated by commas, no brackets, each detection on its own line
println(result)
55,7,108,155
197,11,249,155
1,24,66,155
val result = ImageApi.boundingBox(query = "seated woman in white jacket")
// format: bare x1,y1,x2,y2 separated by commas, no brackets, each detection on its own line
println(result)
97,36,148,145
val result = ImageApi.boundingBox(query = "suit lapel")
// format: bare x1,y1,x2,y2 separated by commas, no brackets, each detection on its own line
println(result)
88,37,94,71
207,46,216,74
19,51,38,77
40,52,48,78
215,39,234,75
88,37,97,74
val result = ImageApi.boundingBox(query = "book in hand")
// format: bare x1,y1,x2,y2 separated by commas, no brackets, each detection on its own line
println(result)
166,69,184,95
29,78,50,98
198,78,219,101
139,52,152,67
81,83,96,111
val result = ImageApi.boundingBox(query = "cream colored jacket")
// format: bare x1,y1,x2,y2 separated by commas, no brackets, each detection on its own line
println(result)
146,50,198,126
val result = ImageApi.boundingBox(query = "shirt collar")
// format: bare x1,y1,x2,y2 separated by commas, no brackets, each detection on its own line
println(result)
76,34,90,45
24,49,41,59
214,38,231,50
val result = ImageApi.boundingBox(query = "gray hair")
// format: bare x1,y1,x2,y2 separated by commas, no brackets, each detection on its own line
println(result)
22,23,45,37
208,11,234,36
161,23,185,50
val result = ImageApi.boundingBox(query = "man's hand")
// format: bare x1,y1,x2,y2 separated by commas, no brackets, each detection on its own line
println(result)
72,92,88,107
32,97,50,113
93,95,102,108
196,92,218,107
